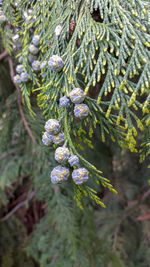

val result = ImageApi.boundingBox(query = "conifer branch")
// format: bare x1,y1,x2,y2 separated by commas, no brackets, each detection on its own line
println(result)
0,50,8,60
8,57,35,143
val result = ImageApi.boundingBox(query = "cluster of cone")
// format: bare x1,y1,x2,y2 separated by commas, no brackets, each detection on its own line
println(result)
59,87,89,119
13,32,65,84
41,25,90,185
42,118,89,185
13,35,42,84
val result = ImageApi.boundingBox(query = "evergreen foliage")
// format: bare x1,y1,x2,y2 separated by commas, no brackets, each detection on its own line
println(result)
0,0,150,266
1,0,150,205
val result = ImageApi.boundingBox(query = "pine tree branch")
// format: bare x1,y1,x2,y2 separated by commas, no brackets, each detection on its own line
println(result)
8,57,35,143
0,50,8,60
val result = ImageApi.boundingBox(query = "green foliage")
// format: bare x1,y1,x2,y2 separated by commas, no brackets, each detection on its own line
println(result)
0,1,150,266
0,63,150,266
1,0,150,206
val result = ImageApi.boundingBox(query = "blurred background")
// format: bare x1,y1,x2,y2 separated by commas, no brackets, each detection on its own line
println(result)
0,53,150,267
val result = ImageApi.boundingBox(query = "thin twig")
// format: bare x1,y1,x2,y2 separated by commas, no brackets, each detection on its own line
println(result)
8,57,35,143
0,50,8,60
112,203,138,250
141,188,150,201
0,191,36,222
112,219,122,250
33,199,39,223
